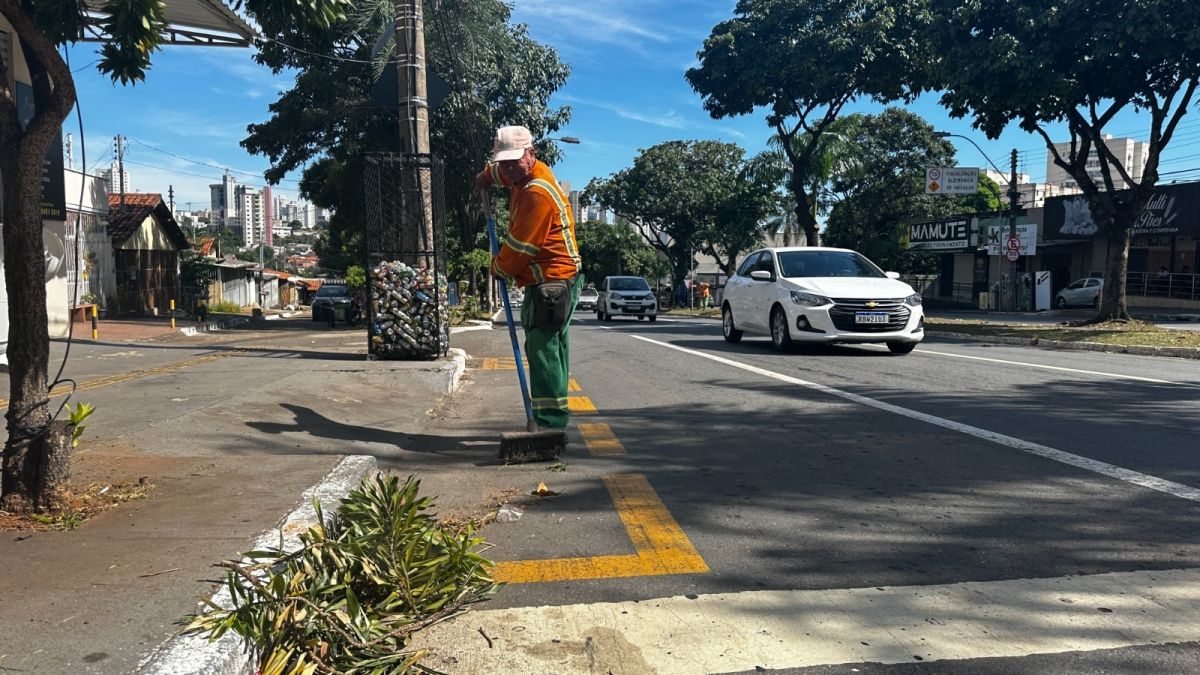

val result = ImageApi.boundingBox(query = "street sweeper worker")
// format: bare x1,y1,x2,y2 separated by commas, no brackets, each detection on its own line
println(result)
475,125,582,430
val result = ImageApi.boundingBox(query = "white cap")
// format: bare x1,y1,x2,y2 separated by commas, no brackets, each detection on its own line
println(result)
492,125,534,162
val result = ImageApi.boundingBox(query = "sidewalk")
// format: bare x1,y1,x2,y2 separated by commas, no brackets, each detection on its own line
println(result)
0,320,478,674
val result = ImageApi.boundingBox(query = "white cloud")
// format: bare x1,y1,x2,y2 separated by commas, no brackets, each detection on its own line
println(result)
560,93,692,130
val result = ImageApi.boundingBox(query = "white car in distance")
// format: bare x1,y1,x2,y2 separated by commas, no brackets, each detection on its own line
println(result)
721,247,925,354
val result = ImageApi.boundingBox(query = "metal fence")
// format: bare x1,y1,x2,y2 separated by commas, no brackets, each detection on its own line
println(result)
363,153,449,360
1127,272,1200,301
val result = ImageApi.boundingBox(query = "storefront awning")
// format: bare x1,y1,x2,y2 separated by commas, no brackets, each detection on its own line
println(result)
81,0,256,47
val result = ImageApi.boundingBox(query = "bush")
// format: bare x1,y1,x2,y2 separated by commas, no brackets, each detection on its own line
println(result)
184,475,499,674
207,301,242,314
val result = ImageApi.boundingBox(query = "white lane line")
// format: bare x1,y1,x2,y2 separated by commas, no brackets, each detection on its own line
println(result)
414,567,1200,673
914,347,1180,384
632,335,1200,502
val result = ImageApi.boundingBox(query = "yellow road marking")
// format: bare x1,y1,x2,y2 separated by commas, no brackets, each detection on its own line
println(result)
0,352,234,409
568,378,581,392
568,396,597,414
492,474,709,584
578,422,625,455
479,357,528,370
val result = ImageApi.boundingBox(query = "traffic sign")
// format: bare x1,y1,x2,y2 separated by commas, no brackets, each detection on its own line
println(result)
1007,236,1022,252
925,167,979,194
1005,248,1020,262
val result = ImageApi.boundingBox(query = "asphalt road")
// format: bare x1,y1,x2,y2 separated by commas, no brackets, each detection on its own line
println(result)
424,313,1200,674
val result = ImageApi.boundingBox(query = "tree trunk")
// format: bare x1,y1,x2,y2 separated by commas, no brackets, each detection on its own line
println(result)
1,147,59,514
1095,220,1133,323
789,172,820,246
0,9,77,514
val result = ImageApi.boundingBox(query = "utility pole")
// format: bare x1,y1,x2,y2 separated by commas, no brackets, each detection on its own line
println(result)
168,185,174,214
394,0,434,269
65,133,73,170
1008,148,1020,312
116,135,126,210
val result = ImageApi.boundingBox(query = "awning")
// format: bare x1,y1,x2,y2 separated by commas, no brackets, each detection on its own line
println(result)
82,0,256,47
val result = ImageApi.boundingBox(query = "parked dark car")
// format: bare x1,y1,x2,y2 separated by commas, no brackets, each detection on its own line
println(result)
311,284,351,323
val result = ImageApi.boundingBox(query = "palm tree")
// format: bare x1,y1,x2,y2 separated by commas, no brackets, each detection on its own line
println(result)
763,115,863,246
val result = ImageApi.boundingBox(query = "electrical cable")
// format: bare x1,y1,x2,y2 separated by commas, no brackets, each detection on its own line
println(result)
49,47,84,422
127,138,302,186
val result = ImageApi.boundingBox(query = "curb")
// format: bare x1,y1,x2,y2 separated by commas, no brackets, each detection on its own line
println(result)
927,331,1200,360
444,348,468,394
136,455,379,675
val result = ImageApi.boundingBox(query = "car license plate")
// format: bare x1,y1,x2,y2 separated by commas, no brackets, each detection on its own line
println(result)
855,312,889,324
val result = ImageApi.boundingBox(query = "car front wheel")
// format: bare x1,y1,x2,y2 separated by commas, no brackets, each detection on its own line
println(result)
1056,296,1067,309
770,306,792,352
887,341,917,355
648,315,657,323
722,305,743,343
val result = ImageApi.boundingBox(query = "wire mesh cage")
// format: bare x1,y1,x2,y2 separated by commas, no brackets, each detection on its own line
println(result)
363,153,449,360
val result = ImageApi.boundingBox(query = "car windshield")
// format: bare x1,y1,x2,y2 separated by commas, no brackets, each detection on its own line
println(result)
315,285,348,297
609,278,651,291
580,289,598,297
776,251,886,278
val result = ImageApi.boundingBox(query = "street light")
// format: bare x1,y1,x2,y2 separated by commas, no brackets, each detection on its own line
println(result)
547,136,581,144
934,131,1022,311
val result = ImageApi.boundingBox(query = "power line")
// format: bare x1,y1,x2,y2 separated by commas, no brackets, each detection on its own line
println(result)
121,159,304,197
127,138,302,186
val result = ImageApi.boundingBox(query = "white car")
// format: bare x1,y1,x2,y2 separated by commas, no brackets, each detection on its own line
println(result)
598,276,658,321
721,247,924,354
1055,277,1103,308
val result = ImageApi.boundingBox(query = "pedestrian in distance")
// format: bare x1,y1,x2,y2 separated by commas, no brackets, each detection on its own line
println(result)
475,125,583,431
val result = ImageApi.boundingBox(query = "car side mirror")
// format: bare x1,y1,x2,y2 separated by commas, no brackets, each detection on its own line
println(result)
885,271,901,279
750,270,773,281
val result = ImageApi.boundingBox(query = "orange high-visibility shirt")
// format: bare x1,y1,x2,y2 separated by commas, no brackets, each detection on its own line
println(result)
482,160,581,288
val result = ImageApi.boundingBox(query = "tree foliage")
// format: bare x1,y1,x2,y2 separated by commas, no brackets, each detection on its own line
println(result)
244,0,571,276
585,140,774,286
574,219,665,283
926,0,1200,320
687,0,929,246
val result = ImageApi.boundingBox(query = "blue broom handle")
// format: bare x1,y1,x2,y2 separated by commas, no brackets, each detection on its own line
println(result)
484,196,536,427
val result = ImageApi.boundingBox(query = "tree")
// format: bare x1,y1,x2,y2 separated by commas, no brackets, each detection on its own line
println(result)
687,0,929,246
243,0,571,276
575,219,664,282
0,0,347,514
927,0,1200,321
821,108,992,272
585,140,770,290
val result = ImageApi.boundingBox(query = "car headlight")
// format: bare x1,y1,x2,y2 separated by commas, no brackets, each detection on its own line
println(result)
904,293,923,307
790,291,830,306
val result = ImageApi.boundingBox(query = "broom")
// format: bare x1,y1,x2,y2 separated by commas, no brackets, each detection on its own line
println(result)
483,194,566,462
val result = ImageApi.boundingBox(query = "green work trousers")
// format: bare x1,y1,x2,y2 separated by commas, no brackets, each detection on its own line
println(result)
521,277,581,429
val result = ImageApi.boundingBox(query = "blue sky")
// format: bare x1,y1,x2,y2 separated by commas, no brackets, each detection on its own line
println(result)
64,0,1200,209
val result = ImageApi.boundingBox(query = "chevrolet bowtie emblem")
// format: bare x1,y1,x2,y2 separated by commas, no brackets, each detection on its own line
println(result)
865,301,878,308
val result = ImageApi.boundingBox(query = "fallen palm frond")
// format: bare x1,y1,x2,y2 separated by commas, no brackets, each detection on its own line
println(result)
184,474,500,674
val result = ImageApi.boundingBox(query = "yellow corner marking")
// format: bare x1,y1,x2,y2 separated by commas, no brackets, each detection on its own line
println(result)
568,378,582,392
568,396,598,414
492,474,708,584
0,352,233,410
478,357,527,370
578,422,625,456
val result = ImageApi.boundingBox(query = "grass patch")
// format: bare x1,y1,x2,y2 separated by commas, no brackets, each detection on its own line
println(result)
663,307,721,319
927,319,1200,349
0,480,153,532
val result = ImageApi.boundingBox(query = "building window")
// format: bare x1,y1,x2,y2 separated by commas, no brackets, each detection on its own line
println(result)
0,28,11,85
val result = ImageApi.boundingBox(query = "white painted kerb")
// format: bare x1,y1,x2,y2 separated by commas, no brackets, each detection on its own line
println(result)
135,455,378,675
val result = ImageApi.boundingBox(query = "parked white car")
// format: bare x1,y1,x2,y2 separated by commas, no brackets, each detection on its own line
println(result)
721,247,924,354
1055,277,1103,308
598,276,658,321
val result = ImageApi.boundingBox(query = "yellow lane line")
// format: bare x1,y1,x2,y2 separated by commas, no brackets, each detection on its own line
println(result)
492,474,709,584
0,352,234,409
568,396,598,414
578,422,625,455
568,378,581,392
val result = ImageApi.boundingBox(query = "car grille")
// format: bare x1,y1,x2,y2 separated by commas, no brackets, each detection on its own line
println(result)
828,298,910,332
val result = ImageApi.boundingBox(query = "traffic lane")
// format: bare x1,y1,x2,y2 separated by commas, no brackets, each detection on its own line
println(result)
486,319,1200,608
635,321,1200,490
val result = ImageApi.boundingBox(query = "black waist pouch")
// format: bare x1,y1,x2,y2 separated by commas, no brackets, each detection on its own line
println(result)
531,279,572,331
